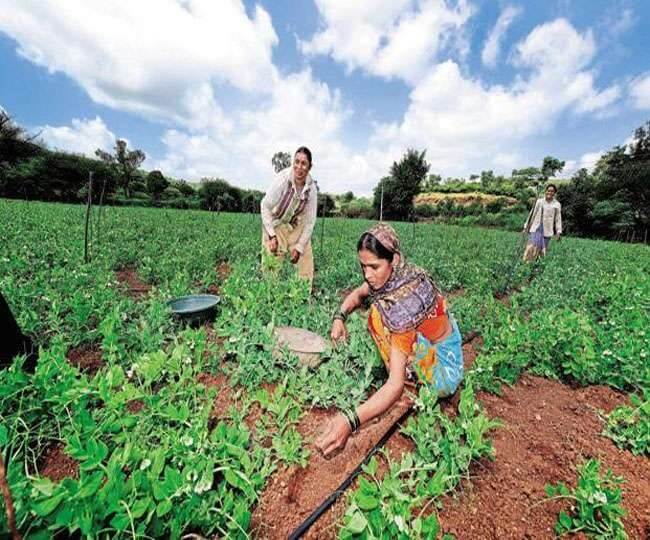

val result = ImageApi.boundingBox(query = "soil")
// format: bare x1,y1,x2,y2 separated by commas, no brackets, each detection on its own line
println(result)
216,261,231,281
250,393,415,539
203,261,231,295
66,343,104,375
126,399,145,414
39,444,79,482
437,375,650,540
115,267,151,298
247,372,649,539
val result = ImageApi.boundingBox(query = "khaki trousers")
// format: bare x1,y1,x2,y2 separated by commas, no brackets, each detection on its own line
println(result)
261,217,314,285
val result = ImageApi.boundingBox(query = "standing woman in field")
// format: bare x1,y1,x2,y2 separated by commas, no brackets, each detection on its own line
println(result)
315,224,464,457
522,183,562,261
261,147,318,285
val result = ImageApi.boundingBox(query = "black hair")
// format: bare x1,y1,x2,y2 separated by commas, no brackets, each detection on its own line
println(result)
357,233,394,262
545,183,558,192
295,146,313,168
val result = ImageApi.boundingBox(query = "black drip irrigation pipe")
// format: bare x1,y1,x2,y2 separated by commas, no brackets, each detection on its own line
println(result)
287,406,414,540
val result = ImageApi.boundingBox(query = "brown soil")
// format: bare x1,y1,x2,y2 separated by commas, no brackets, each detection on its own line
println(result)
126,399,145,414
216,261,231,281
250,393,415,539
115,267,151,298
39,444,79,482
203,261,231,295
246,369,648,539
438,375,650,539
66,344,104,375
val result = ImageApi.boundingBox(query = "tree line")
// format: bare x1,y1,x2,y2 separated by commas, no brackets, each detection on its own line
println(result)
1,110,647,241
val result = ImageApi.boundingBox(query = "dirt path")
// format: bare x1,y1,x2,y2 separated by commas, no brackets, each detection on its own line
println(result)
115,267,151,298
438,375,649,539
248,370,648,539
250,394,415,540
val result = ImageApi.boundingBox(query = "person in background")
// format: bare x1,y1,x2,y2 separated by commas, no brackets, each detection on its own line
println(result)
315,223,464,458
261,146,317,285
522,183,562,261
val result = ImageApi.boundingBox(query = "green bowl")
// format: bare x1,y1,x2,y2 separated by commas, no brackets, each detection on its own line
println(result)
167,294,220,325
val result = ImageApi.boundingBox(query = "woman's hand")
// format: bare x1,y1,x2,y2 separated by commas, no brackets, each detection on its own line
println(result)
314,413,351,458
268,236,278,254
290,249,301,263
330,319,348,344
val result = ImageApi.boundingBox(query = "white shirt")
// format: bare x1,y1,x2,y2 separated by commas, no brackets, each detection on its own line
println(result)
524,198,562,237
261,167,318,253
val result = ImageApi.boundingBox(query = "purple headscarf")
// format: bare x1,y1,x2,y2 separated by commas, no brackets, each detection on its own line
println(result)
364,224,441,333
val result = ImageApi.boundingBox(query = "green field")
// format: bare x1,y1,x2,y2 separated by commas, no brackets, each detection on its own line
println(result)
1,198,648,539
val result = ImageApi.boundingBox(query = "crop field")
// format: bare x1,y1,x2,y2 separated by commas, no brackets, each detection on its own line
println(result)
1,198,649,539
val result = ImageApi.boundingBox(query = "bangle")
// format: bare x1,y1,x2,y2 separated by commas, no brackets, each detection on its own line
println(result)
333,308,348,322
341,408,360,433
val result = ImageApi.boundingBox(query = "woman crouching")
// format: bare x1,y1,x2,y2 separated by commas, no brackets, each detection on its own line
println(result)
315,223,464,457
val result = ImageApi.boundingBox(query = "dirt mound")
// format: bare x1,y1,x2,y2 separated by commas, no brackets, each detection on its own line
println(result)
250,394,414,539
115,267,151,298
438,375,649,539
39,444,79,482
66,344,104,375
415,192,518,207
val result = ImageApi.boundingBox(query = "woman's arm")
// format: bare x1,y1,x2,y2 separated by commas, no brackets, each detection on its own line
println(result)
314,345,407,458
330,282,370,342
295,187,318,253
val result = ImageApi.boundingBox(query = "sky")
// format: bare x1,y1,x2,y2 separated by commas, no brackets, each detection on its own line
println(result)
1,0,649,195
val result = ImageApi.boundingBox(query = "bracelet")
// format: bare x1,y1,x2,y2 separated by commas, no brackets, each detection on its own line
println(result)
341,408,360,433
333,308,348,322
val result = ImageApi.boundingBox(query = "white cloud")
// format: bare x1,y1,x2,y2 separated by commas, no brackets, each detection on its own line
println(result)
300,0,474,84
481,5,522,68
0,4,628,195
39,116,115,156
153,69,383,193
367,19,621,179
629,73,650,110
0,0,278,124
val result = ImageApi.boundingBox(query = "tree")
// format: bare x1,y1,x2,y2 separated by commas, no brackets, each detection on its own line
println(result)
541,156,565,180
199,178,242,212
0,111,42,166
174,180,196,197
421,174,442,192
146,170,169,199
480,170,495,190
372,148,430,221
341,191,354,203
96,139,145,198
272,151,291,173
317,192,336,217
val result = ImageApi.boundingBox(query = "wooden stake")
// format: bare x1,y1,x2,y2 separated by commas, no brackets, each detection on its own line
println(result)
84,171,94,264
0,453,21,540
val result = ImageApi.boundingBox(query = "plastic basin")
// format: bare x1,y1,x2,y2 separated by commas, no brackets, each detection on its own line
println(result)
167,294,220,325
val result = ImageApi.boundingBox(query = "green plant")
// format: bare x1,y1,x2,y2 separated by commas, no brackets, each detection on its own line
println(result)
604,392,649,456
544,459,627,539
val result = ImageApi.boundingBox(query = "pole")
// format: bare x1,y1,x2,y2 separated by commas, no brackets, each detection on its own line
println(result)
84,171,94,264
379,181,384,222
96,174,107,243
319,196,325,254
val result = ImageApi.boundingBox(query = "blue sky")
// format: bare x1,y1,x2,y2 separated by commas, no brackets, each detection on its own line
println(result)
1,1,649,195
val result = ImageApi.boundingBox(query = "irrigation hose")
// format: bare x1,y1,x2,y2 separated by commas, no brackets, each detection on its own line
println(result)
287,405,414,540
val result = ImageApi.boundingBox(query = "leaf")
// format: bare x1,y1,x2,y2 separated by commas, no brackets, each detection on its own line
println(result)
32,493,64,517
156,499,173,518
131,498,150,519
346,511,369,535
77,471,104,498
558,510,572,530
110,512,130,531
356,493,379,511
